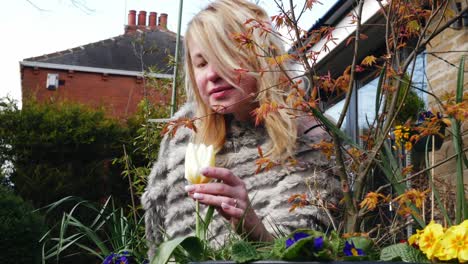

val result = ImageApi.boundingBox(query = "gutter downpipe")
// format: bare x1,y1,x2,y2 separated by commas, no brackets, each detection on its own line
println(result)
170,0,184,117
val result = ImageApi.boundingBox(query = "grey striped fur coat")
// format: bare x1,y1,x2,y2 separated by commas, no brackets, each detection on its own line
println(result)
141,103,342,259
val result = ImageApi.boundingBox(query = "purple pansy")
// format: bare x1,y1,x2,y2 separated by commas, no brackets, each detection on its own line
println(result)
103,253,116,264
286,232,310,248
343,241,364,256
116,255,129,264
285,232,324,252
102,251,131,264
313,236,324,251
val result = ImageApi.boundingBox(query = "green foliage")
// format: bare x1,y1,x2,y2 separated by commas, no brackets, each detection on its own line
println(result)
41,196,148,264
117,98,169,199
380,243,429,263
453,55,468,223
392,75,426,125
344,236,379,261
230,240,260,263
151,236,204,264
269,237,287,259
0,185,47,264
0,97,130,210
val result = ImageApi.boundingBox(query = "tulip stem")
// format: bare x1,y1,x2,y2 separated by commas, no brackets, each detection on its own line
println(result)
196,200,201,239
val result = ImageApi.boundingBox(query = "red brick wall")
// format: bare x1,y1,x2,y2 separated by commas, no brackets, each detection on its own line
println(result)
21,67,171,120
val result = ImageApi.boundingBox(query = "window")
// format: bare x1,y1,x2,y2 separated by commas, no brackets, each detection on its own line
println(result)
324,52,428,143
46,73,59,90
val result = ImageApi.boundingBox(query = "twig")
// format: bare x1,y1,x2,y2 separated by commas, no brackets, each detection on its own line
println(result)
123,145,138,224
375,146,468,192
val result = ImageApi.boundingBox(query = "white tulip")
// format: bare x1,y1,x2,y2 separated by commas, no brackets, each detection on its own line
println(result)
185,143,215,184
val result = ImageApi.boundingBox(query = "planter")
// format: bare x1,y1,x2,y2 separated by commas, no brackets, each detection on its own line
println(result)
190,261,414,264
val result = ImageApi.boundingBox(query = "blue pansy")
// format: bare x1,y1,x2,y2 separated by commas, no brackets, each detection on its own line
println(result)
286,232,310,248
116,255,129,264
313,236,324,251
103,253,116,264
343,241,364,256
285,232,324,252
102,251,132,264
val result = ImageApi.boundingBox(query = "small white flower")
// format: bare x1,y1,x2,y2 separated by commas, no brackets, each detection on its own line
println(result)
185,143,215,184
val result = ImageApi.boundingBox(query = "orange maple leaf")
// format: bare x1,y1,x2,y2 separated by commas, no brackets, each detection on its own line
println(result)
361,55,377,66
252,101,281,126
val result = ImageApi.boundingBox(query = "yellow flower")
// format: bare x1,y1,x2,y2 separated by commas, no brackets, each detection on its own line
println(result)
419,221,444,259
359,192,388,211
461,219,468,228
184,143,215,184
404,141,413,151
433,222,468,262
408,229,422,247
394,188,428,209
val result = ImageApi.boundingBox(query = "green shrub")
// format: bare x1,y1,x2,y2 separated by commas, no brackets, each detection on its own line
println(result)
0,186,47,264
0,98,131,211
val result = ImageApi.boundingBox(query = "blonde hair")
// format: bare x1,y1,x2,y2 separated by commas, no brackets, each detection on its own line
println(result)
184,0,297,159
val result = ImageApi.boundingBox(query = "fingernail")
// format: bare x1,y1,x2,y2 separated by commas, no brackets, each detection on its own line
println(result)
184,185,195,192
193,193,204,200
221,202,230,209
200,167,209,175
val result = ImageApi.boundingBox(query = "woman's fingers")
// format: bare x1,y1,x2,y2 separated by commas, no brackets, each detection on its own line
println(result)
220,201,245,219
200,167,244,186
189,192,244,213
185,182,236,198
185,166,250,220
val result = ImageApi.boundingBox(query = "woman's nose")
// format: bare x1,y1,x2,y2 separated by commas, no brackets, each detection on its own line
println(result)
206,65,221,82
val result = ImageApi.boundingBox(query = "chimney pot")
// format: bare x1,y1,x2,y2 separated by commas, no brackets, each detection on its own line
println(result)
149,12,157,28
128,10,136,26
138,10,147,26
159,13,168,30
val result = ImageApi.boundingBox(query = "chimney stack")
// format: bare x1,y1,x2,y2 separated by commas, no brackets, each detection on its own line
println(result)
126,10,163,34
137,10,147,26
128,10,136,26
149,12,157,29
125,10,137,34
159,13,168,30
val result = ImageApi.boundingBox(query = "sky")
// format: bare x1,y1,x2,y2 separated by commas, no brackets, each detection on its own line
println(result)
1,0,336,104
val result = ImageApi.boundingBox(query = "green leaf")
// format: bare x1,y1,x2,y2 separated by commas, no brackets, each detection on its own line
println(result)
456,56,464,103
453,55,467,223
151,236,203,264
270,237,287,259
230,240,260,263
347,237,379,260
379,141,425,227
380,243,429,263
328,231,344,256
310,107,361,149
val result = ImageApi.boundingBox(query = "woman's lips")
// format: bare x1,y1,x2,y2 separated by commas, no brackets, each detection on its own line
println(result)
209,86,234,100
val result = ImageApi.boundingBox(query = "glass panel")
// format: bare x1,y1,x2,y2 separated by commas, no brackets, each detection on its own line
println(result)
357,77,379,129
407,52,428,106
324,99,346,129
324,52,427,138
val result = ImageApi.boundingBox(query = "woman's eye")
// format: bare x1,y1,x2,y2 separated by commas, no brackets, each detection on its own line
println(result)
195,61,207,68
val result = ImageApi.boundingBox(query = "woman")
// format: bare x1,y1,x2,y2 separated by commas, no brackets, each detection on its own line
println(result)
141,0,341,259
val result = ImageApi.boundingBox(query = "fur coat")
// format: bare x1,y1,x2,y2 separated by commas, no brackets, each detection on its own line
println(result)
141,103,342,259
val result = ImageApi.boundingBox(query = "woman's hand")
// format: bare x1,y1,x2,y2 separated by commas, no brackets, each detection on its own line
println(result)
184,166,273,242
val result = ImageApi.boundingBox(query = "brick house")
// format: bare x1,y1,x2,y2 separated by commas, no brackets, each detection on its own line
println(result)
20,10,176,120
303,0,467,216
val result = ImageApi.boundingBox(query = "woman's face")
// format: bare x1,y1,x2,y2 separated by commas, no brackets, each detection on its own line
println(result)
188,39,257,121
